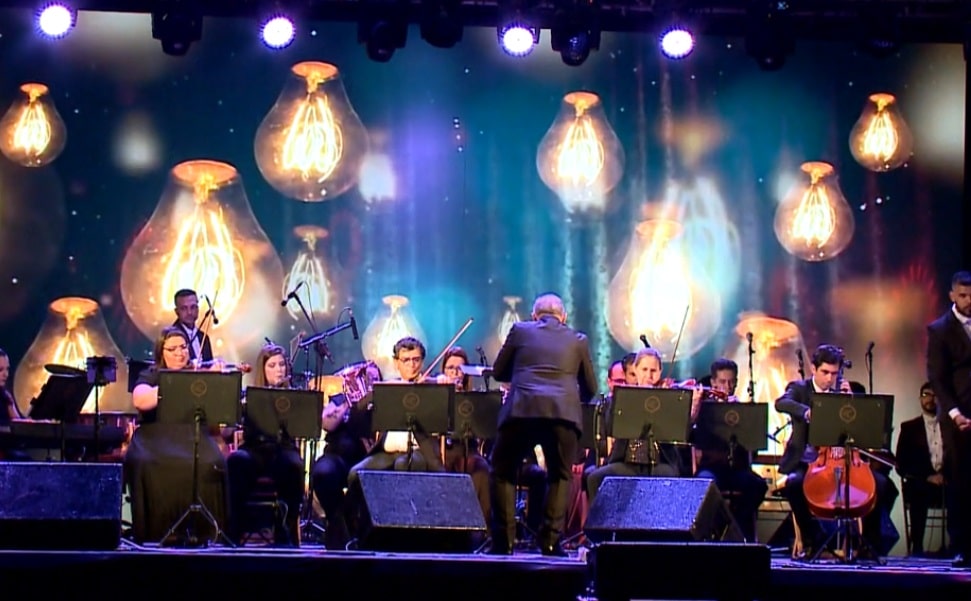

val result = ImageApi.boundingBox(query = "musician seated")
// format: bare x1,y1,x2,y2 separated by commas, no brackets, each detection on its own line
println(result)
126,327,230,545
585,348,702,505
226,343,305,546
310,360,382,551
0,348,31,462
581,359,627,493
690,358,768,542
775,344,898,558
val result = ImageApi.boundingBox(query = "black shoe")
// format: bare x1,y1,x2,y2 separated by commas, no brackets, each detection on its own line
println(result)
540,542,568,557
952,554,971,568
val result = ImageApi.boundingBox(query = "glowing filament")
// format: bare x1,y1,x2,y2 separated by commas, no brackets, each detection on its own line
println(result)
281,75,344,183
284,227,332,320
788,172,836,250
12,88,53,159
160,178,245,323
628,237,692,345
859,102,899,163
51,307,96,369
554,110,606,189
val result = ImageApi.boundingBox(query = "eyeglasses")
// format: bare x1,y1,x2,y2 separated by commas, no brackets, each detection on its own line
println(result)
396,356,422,364
921,391,935,398
163,343,189,353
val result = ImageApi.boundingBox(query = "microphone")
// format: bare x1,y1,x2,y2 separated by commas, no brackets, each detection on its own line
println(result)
280,281,305,306
639,334,651,349
204,295,219,325
746,332,753,344
866,341,875,355
349,309,359,340
475,345,488,365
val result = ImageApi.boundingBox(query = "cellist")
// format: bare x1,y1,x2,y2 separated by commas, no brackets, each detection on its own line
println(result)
776,344,898,558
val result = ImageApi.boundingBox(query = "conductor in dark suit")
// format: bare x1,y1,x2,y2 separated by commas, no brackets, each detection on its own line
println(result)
895,382,952,556
488,293,597,556
171,288,214,363
927,270,971,567
775,344,896,557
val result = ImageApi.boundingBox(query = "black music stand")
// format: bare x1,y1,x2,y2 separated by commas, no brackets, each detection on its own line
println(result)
372,383,452,470
245,387,324,441
157,370,242,547
807,392,894,564
610,387,693,473
450,391,501,464
696,403,769,467
27,374,93,460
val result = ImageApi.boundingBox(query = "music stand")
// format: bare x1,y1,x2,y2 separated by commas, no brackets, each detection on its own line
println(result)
807,392,894,564
157,370,242,547
28,373,93,460
696,403,769,467
245,387,324,441
372,383,452,469
610,387,693,473
450,391,501,465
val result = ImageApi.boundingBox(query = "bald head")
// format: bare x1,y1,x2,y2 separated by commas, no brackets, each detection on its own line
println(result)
532,293,566,323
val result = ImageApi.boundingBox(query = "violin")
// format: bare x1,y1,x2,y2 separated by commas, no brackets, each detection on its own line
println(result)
194,359,253,374
801,352,877,520
659,378,729,401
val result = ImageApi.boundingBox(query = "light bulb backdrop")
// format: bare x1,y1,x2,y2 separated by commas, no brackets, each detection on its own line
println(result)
0,19,956,497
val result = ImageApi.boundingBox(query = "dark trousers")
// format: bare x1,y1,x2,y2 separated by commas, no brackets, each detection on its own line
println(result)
697,465,768,543
784,463,897,554
903,478,952,554
226,443,305,545
944,421,971,557
445,443,491,523
310,452,355,550
489,418,577,549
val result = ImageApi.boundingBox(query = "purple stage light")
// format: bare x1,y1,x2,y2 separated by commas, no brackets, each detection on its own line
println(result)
37,3,75,39
660,27,694,59
499,24,537,57
261,15,295,49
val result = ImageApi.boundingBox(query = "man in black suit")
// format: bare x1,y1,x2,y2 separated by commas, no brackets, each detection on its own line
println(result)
489,293,597,556
775,344,897,557
896,382,952,556
927,270,971,567
171,288,213,363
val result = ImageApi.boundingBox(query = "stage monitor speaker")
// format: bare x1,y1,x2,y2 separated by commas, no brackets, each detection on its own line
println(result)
357,471,487,552
0,462,123,550
584,476,744,543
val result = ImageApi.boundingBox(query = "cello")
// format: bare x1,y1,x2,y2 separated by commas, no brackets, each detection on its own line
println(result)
801,354,878,556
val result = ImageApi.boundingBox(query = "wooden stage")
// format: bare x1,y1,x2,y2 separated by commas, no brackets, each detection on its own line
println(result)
0,543,968,600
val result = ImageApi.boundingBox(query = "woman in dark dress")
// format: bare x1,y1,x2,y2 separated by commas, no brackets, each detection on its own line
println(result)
226,343,305,546
126,327,230,545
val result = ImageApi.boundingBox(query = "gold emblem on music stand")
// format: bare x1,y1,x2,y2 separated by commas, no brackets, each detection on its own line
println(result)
403,392,420,411
190,379,208,397
457,399,474,418
724,409,741,427
274,396,291,413
644,395,661,413
839,404,857,424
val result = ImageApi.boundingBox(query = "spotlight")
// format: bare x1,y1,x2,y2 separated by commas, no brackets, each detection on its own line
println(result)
151,1,203,56
551,4,601,66
260,14,295,49
36,2,75,39
659,26,694,59
359,17,407,62
744,2,793,71
420,0,463,49
498,22,539,57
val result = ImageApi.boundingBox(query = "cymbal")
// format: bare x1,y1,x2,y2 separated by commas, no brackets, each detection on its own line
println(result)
44,364,85,376
460,365,493,377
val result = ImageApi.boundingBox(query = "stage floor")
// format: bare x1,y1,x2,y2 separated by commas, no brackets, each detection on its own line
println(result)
0,543,968,600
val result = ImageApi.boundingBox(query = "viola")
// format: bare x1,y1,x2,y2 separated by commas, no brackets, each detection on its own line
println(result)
659,378,729,401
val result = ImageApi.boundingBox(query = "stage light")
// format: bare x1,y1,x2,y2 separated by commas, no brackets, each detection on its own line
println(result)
536,91,624,213
420,0,463,48
358,16,407,62
849,93,913,172
660,26,694,59
119,159,284,353
282,225,335,322
361,295,427,377
498,23,538,57
36,2,75,39
151,1,203,56
744,2,793,70
260,14,295,49
550,3,601,66
0,82,67,168
254,61,369,202
773,161,855,262
13,297,131,416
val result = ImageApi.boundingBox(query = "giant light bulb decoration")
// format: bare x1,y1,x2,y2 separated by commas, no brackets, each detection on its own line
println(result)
254,61,369,202
360,295,426,378
536,91,624,213
14,297,131,415
849,93,914,172
120,160,284,353
773,161,855,262
283,225,335,321
0,83,67,167
606,219,719,359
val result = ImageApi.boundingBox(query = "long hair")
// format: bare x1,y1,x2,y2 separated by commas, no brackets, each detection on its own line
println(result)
152,326,191,368
441,346,471,391
254,343,288,388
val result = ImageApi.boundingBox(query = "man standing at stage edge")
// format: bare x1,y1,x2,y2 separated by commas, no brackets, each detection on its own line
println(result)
927,271,971,568
488,293,597,556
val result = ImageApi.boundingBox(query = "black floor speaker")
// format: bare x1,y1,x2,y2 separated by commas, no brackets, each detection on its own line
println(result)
584,476,745,543
356,471,487,552
0,462,123,550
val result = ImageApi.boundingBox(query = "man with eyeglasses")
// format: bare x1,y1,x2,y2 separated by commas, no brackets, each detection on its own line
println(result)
171,288,213,363
896,383,954,556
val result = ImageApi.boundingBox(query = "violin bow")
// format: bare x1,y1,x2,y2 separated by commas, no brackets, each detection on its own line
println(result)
659,304,691,384
197,289,219,362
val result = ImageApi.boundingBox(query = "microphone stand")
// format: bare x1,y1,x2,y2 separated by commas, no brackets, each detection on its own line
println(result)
866,346,874,394
746,333,756,403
